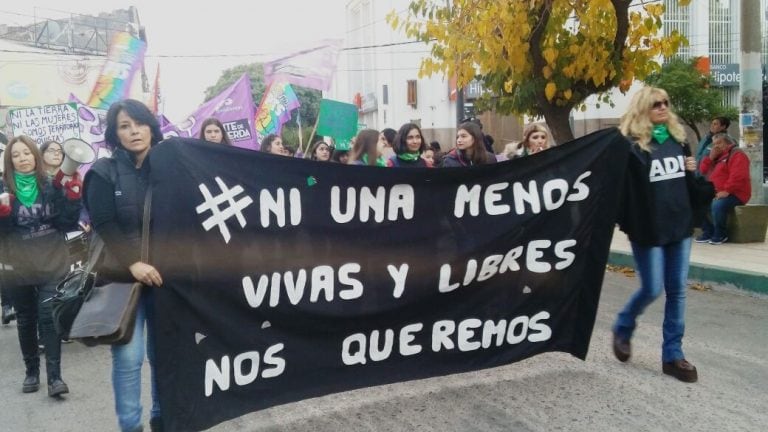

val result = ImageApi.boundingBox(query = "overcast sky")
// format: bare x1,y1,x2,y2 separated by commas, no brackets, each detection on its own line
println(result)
1,1,347,120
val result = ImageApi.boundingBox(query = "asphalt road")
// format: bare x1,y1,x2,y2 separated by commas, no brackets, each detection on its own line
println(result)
1,271,766,431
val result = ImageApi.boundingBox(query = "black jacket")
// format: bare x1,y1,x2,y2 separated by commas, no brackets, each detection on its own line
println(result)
0,178,81,285
440,148,497,167
84,148,149,277
617,138,693,246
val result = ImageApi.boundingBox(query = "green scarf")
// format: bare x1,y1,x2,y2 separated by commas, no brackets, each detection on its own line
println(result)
397,152,421,162
652,124,670,144
361,154,387,167
14,172,39,207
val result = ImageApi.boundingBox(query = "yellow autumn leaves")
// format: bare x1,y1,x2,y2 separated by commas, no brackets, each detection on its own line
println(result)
389,0,690,108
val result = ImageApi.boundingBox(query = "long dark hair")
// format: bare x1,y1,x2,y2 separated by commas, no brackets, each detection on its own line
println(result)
199,117,232,145
393,123,426,155
3,135,46,194
308,140,331,161
457,122,491,165
104,99,163,151
381,128,397,146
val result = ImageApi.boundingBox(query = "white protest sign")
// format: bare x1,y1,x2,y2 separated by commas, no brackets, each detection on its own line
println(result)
8,103,81,145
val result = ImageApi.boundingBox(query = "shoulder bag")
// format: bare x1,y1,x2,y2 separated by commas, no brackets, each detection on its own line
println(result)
68,188,152,346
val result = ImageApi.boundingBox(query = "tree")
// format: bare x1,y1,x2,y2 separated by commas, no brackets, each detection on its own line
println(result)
203,63,322,131
643,58,738,142
390,0,691,144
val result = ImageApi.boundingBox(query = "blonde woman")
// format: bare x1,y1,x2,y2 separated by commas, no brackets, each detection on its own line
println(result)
508,123,553,159
612,86,699,383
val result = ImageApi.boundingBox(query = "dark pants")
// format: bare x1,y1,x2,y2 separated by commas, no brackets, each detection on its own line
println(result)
7,281,62,383
701,195,743,240
1,283,11,307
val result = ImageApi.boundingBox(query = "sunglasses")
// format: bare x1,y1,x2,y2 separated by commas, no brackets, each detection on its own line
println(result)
652,99,669,109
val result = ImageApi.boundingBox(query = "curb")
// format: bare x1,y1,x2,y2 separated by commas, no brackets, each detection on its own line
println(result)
608,251,768,295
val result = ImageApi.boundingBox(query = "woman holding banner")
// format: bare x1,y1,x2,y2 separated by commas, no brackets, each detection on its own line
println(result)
349,129,385,166
199,118,232,145
441,122,496,167
260,134,286,155
0,135,82,397
84,99,164,431
613,86,699,383
308,140,332,162
387,123,430,168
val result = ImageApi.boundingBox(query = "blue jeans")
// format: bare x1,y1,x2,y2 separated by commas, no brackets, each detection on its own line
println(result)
701,195,742,240
613,237,691,363
112,288,160,432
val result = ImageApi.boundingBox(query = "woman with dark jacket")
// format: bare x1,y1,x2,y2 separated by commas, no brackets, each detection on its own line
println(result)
0,135,82,397
613,86,699,383
387,123,430,168
441,122,496,167
84,99,164,432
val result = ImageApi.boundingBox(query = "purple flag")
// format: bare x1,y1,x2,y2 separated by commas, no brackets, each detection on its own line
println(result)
162,74,257,150
263,39,343,91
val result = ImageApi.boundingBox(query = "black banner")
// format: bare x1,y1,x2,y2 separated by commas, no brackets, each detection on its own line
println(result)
151,129,630,431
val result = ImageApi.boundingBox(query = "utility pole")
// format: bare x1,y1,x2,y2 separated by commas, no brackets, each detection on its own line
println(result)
739,0,765,204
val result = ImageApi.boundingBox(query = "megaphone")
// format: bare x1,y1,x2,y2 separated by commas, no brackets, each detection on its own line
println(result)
60,138,96,175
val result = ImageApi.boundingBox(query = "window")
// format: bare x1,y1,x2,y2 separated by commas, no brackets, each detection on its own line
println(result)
382,84,389,105
407,80,417,108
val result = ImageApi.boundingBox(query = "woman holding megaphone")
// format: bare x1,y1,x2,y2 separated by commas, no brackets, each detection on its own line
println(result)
0,135,83,398
40,140,64,178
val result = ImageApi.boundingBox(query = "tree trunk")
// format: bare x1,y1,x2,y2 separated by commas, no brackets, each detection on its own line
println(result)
685,120,702,143
541,106,575,144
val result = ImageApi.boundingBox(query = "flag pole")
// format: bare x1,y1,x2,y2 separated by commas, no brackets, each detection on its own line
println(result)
297,110,304,154
307,110,321,154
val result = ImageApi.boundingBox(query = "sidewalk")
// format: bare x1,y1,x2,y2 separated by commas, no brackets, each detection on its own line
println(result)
608,228,768,295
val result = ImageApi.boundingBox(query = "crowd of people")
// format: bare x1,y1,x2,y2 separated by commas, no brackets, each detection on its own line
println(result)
0,89,753,431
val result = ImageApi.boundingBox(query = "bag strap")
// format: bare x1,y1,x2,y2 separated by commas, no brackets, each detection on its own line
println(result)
84,234,105,275
141,187,152,263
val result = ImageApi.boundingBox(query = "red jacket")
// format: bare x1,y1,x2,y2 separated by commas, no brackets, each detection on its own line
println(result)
699,145,751,204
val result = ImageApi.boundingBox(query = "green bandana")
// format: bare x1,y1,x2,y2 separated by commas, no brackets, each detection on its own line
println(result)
361,154,387,167
14,172,39,207
397,152,421,162
652,124,670,144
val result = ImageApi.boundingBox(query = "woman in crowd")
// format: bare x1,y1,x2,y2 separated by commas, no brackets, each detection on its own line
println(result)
308,140,332,162
387,123,429,168
422,147,436,167
441,122,496,167
84,99,165,431
40,140,64,177
507,123,552,159
198,118,231,145
260,134,285,155
612,86,699,383
379,128,397,160
348,129,385,166
0,135,82,397
330,147,350,164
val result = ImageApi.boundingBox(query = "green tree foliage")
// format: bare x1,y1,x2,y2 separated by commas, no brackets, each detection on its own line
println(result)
390,0,691,143
644,58,738,142
203,63,322,137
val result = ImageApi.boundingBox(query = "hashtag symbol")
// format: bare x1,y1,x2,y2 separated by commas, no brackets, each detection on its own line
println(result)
195,177,253,244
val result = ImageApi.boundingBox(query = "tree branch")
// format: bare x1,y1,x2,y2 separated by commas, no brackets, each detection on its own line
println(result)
572,0,631,97
529,0,554,108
